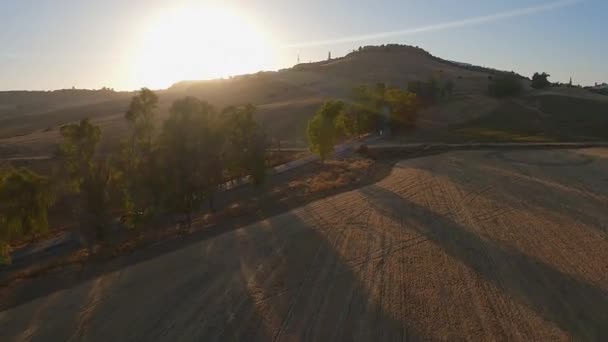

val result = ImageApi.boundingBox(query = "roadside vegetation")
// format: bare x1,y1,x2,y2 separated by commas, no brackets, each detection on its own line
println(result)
0,89,270,263
307,78,455,159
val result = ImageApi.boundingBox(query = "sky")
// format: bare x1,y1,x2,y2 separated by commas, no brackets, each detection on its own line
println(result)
0,0,606,91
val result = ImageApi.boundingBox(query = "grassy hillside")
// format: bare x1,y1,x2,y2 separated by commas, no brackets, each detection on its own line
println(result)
451,94,608,142
0,89,132,120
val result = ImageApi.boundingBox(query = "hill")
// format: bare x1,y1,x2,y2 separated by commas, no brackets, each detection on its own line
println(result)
1,44,607,158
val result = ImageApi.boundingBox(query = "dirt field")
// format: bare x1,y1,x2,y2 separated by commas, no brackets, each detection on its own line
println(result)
1,148,607,341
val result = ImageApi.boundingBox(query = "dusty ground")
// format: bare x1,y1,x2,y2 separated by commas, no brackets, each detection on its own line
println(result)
1,148,607,341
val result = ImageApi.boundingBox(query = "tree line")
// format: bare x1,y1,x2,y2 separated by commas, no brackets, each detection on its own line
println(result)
0,89,267,263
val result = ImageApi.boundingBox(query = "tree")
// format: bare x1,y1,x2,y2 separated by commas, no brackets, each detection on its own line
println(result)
79,160,114,245
0,168,55,264
157,97,222,225
407,78,441,105
124,88,158,152
531,72,551,89
488,74,523,98
336,103,377,138
119,88,159,227
351,84,421,133
385,88,419,131
351,84,389,114
56,119,113,248
224,104,267,185
307,101,345,160
56,118,101,191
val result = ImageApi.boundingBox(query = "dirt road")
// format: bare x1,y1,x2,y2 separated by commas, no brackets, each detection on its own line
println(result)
1,148,607,341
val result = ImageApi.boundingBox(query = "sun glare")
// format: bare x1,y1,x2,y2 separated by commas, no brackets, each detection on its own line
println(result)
130,5,275,89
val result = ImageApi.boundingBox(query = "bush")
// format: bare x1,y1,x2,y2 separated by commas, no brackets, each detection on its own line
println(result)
531,72,551,89
488,74,523,98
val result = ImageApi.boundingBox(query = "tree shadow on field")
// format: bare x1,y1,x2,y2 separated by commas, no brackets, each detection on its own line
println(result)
359,184,608,341
0,221,276,341
0,206,421,340
395,149,608,236
217,211,421,341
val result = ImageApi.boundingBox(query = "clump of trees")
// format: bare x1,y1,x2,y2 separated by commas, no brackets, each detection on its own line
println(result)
154,97,218,225
351,83,422,132
531,72,551,89
488,74,523,97
0,89,270,263
308,82,428,160
118,91,268,228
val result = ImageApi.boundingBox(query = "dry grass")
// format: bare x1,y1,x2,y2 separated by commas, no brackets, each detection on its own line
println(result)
288,159,372,194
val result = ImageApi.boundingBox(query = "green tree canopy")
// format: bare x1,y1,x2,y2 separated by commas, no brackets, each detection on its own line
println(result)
79,160,114,244
56,118,101,190
125,87,158,151
0,168,55,264
385,88,419,130
337,103,381,137
224,104,267,185
307,100,345,160
56,119,115,247
119,88,160,227
157,97,222,223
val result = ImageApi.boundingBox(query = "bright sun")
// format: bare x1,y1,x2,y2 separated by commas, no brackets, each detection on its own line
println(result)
130,5,275,89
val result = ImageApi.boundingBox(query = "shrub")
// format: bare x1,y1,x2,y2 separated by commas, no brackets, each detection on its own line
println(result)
488,74,523,98
531,72,551,89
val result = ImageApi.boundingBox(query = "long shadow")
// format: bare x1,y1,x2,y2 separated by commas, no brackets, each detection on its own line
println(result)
223,210,420,341
0,207,418,340
359,184,608,340
0,158,396,312
0,217,276,341
395,149,608,235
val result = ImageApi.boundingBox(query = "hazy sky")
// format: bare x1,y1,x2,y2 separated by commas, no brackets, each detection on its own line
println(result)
1,0,606,90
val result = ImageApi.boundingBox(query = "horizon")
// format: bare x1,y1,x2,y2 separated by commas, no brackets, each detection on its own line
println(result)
1,0,606,91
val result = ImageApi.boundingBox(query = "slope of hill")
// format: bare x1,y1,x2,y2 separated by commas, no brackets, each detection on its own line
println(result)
0,89,132,121
0,45,493,157
1,44,606,159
